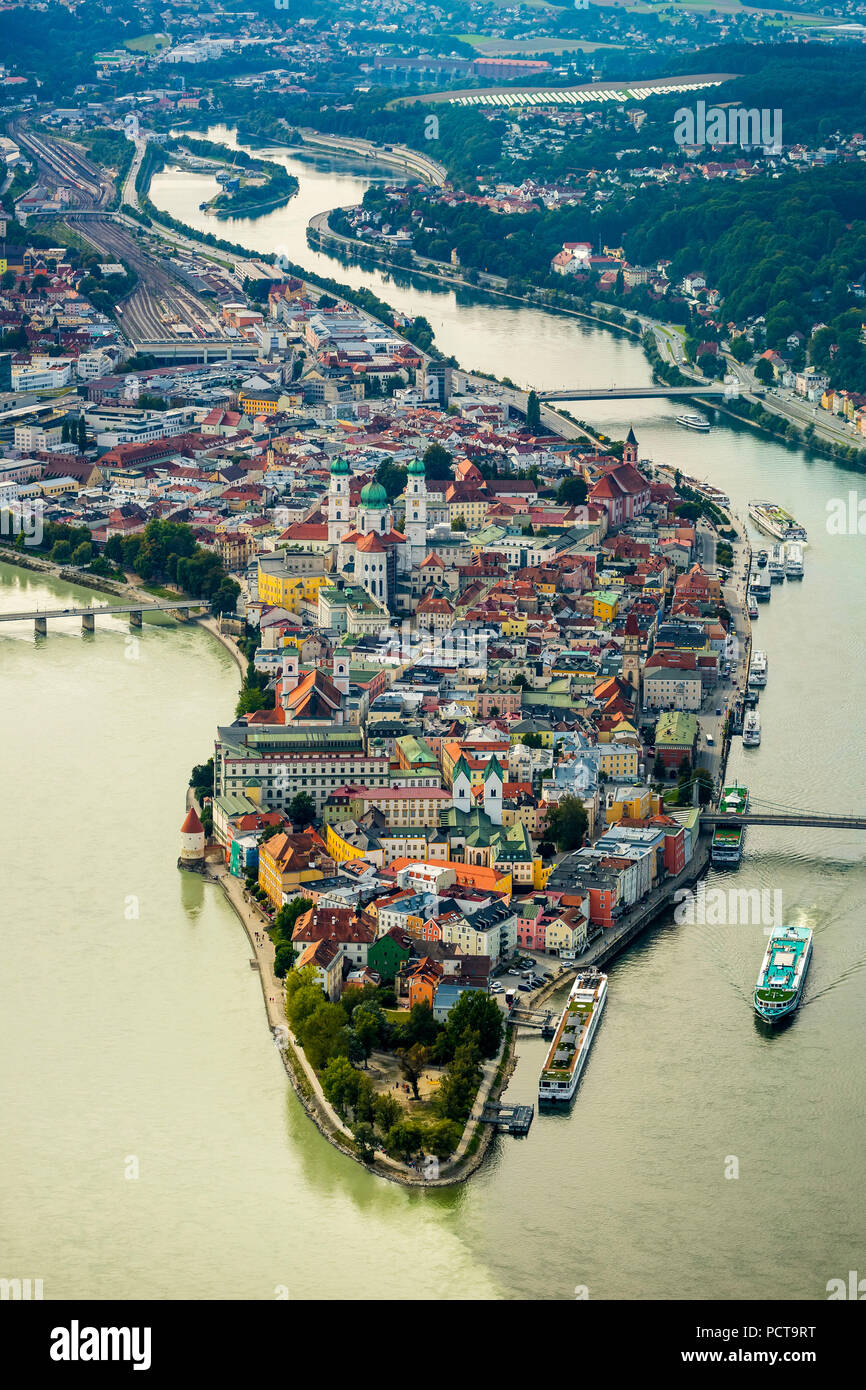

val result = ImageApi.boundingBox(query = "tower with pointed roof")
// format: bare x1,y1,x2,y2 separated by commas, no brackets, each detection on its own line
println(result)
623,426,638,467
403,455,428,567
483,755,504,825
452,754,473,814
180,806,205,865
328,455,351,545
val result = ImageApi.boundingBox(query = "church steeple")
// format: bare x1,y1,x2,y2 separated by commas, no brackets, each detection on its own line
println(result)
624,426,638,466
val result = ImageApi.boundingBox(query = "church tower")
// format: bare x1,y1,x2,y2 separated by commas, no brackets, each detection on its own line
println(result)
403,456,428,565
452,755,473,815
622,612,641,697
623,426,638,467
328,455,351,545
483,756,504,826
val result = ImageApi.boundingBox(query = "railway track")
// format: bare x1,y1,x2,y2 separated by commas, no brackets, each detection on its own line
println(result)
68,216,224,340
15,129,110,208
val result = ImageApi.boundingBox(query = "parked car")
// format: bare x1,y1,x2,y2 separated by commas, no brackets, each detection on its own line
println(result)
517,983,533,993
716,707,723,716
490,982,503,994
543,971,555,980
508,969,522,977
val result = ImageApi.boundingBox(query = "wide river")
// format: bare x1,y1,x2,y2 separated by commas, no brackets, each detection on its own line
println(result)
1,133,863,1302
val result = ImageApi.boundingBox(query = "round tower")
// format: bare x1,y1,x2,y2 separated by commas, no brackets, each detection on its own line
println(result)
180,806,206,865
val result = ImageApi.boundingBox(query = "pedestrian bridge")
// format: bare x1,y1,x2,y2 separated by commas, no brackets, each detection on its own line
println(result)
0,599,209,634
704,811,866,830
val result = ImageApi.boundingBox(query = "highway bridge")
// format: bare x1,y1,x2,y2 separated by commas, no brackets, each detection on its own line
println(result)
0,600,209,635
537,385,759,403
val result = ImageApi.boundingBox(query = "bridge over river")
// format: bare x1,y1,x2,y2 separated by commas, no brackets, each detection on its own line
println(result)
703,811,866,831
0,599,209,634
536,384,762,403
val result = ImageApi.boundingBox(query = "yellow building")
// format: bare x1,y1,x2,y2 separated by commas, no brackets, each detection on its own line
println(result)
238,389,282,417
605,787,663,826
598,746,640,780
258,832,324,907
257,559,330,615
448,494,489,529
591,590,620,623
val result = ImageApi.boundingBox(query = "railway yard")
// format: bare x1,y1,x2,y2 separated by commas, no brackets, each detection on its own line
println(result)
67,215,226,341
12,126,235,346
13,127,113,210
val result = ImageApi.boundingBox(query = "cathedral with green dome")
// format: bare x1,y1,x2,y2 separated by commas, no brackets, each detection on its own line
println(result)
326,455,428,608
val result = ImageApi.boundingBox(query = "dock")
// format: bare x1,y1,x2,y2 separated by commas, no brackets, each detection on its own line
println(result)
508,1007,558,1038
481,1103,534,1135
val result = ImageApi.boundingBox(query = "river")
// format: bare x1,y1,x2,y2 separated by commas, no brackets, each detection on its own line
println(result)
0,135,862,1303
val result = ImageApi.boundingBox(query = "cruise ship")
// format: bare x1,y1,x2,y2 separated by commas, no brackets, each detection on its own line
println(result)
748,592,759,619
711,785,749,867
748,650,768,689
748,500,808,544
768,544,786,581
786,541,804,578
742,709,761,746
754,926,813,1023
675,413,711,432
538,971,607,1106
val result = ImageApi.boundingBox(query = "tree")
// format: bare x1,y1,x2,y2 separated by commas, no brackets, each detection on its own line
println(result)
384,1120,424,1162
435,1039,482,1123
393,1000,439,1049
544,794,588,852
556,476,588,507
72,542,92,567
422,442,453,480
376,460,408,501
189,759,214,797
396,1043,428,1099
302,1002,349,1071
445,991,503,1059
77,416,87,451
321,1055,361,1116
273,897,312,937
373,1091,401,1136
287,791,316,828
424,1118,462,1160
273,944,296,978
352,1007,382,1066
450,515,466,532
50,540,72,565
236,686,267,717
754,357,775,386
353,1121,377,1164
526,389,541,433
730,335,752,363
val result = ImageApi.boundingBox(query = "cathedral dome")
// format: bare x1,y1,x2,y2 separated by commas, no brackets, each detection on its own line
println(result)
360,480,388,509
407,456,425,475
330,456,349,475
